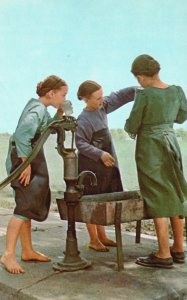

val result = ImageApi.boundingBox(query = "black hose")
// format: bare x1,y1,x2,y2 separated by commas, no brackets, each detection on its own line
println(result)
0,117,77,191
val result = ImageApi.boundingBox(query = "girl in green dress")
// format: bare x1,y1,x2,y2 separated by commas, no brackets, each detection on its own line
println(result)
0,75,68,274
125,54,187,268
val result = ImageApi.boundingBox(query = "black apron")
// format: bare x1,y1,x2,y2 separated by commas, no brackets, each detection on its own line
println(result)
10,136,51,221
78,128,123,195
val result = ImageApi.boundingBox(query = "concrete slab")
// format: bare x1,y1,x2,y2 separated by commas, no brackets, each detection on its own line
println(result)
0,208,187,300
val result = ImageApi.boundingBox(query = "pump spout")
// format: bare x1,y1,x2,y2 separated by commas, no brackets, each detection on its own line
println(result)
76,171,97,192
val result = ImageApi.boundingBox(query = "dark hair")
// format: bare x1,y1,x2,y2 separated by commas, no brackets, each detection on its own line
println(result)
131,54,160,76
77,80,102,100
36,75,67,97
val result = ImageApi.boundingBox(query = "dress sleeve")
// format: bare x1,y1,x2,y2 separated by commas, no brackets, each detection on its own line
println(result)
75,119,103,162
14,111,44,157
175,86,187,124
124,90,146,139
104,87,136,114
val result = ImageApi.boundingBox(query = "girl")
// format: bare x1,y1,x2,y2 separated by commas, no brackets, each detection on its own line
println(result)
75,80,135,252
0,75,68,274
125,54,187,268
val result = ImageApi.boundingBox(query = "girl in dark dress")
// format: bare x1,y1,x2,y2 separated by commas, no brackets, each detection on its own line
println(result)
75,80,135,251
1,75,68,274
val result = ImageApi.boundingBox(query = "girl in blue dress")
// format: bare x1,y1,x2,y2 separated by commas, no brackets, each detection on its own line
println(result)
76,80,135,251
1,75,68,274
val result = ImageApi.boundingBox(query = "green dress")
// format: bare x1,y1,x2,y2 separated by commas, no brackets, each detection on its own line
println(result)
125,85,187,217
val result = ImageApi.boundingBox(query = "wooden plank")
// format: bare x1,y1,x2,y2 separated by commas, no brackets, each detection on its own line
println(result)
115,202,124,271
56,197,145,225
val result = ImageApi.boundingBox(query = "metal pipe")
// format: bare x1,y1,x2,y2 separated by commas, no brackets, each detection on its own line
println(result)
53,116,93,272
81,190,141,203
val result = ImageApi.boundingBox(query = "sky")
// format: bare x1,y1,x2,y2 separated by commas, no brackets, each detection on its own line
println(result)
0,0,187,133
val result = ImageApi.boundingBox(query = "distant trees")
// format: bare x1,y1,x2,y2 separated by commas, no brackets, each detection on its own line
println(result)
175,128,187,139
1,128,186,140
110,128,128,139
0,132,10,137
110,128,187,140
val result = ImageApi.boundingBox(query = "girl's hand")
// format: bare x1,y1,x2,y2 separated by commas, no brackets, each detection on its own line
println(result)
100,151,115,167
57,107,64,117
19,158,31,186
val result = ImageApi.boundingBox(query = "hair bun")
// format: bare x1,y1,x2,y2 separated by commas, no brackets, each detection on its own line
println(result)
131,54,160,76
36,75,67,97
36,81,44,96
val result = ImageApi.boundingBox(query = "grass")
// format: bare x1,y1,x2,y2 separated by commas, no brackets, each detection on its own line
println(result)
0,131,187,209
1,131,187,238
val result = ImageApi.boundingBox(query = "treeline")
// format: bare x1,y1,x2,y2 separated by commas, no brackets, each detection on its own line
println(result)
175,128,187,138
0,128,187,139
110,128,128,139
110,128,187,140
0,132,10,137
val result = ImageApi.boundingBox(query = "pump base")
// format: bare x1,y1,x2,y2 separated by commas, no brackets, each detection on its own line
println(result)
53,257,92,272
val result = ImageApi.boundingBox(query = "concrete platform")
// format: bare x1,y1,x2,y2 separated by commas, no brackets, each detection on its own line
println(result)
0,208,187,300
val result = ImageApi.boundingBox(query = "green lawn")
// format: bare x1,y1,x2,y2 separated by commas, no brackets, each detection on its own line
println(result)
0,131,187,208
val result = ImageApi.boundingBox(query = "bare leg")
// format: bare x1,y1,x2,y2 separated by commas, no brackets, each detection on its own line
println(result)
20,220,51,262
97,225,117,246
153,217,171,258
86,224,109,252
0,216,25,274
170,217,184,252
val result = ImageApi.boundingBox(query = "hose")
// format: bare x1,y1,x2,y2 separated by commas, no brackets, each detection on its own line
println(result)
0,117,77,191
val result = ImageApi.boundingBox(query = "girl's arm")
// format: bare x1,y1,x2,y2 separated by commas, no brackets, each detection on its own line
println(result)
124,90,146,139
75,120,103,162
76,123,115,165
14,111,41,158
104,87,136,114
45,109,63,125
14,109,44,186
175,86,187,124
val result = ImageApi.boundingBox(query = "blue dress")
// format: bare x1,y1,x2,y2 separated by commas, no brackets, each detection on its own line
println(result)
75,87,135,195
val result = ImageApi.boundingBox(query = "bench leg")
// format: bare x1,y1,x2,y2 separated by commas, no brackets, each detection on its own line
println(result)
135,220,141,243
115,202,124,271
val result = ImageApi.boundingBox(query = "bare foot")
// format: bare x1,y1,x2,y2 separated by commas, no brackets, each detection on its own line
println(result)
88,240,109,252
0,253,25,274
21,250,51,262
100,238,117,247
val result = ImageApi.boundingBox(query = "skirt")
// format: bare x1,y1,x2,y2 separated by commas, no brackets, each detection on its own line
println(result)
10,145,51,221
